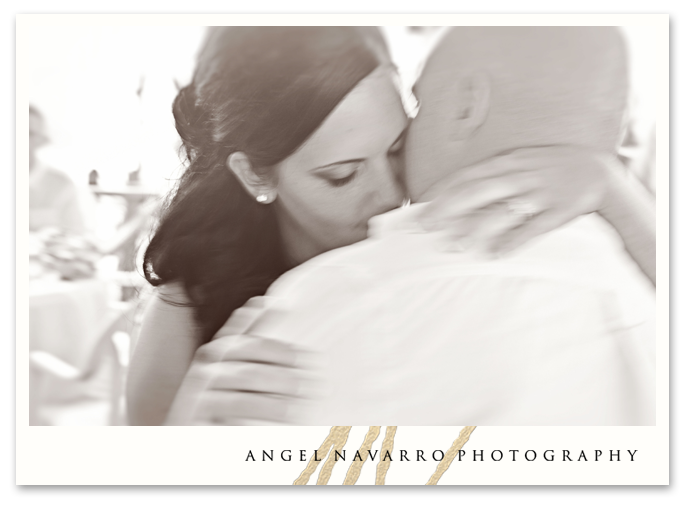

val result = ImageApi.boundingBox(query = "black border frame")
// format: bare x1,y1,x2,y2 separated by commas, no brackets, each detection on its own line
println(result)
9,9,680,498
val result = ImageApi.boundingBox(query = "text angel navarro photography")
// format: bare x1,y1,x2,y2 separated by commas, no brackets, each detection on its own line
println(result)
245,448,640,463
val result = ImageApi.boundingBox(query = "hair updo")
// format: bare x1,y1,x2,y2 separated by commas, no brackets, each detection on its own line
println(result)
144,27,390,344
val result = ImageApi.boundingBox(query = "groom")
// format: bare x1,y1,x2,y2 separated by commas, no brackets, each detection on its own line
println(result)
170,27,655,425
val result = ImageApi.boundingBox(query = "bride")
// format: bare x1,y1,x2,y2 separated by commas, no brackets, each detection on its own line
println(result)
126,26,655,425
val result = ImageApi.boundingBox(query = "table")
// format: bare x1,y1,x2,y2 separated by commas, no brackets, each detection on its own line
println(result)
29,278,111,370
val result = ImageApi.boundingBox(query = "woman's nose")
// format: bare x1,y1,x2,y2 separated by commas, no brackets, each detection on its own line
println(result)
369,156,406,210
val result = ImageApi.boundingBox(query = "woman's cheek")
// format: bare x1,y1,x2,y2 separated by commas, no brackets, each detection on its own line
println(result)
328,187,370,226
307,195,353,235
280,176,370,243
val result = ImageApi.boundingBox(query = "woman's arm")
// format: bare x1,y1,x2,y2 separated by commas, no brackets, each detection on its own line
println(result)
598,158,656,285
126,283,205,425
417,146,656,284
127,283,308,426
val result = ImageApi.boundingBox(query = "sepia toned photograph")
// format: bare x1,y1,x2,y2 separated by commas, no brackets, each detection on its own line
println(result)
24,23,658,428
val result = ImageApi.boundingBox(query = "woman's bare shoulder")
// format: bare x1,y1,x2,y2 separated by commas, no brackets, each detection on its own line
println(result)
135,281,204,349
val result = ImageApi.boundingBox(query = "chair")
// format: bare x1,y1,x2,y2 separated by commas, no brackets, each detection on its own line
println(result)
29,300,138,426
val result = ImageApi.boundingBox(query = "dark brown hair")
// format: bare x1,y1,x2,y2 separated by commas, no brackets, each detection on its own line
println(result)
144,27,389,343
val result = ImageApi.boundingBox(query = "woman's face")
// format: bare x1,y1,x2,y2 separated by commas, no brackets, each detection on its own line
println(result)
273,67,409,265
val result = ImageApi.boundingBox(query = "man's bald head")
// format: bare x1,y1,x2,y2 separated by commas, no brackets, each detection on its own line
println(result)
405,27,629,201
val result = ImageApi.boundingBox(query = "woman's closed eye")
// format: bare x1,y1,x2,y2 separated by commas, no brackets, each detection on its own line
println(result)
314,162,361,188
329,171,358,187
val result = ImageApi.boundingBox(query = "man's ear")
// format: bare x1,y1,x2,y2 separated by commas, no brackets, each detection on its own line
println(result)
450,71,491,141
226,152,277,203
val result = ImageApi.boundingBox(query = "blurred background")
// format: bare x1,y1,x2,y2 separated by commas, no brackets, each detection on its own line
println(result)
25,26,657,426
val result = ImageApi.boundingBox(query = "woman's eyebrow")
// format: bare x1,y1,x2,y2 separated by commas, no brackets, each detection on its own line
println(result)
313,122,409,171
313,158,365,171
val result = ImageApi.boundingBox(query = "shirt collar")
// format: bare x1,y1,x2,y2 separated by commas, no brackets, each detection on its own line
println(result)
367,202,431,239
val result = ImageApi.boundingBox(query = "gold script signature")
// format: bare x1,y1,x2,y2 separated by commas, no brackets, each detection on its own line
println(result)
293,426,477,485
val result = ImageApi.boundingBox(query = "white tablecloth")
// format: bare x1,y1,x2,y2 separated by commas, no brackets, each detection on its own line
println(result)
29,278,111,370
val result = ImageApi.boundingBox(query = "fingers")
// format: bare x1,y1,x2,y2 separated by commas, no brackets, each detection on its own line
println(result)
419,175,534,227
195,390,293,425
442,202,530,251
204,361,305,398
168,352,309,425
195,334,299,368
488,210,573,255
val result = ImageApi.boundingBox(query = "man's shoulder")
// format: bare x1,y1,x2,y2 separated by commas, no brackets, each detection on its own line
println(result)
266,210,653,325
266,236,383,300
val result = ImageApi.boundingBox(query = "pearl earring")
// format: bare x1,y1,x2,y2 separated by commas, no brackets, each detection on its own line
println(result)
256,194,269,204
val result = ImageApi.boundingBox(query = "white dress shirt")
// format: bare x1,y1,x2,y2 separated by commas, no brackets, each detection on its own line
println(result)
216,204,655,426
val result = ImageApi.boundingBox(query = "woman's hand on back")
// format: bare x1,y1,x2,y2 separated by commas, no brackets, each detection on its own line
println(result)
417,146,618,256
165,334,309,425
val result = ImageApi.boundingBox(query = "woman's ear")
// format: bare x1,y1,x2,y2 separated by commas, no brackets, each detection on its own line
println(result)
226,152,277,204
450,71,491,141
